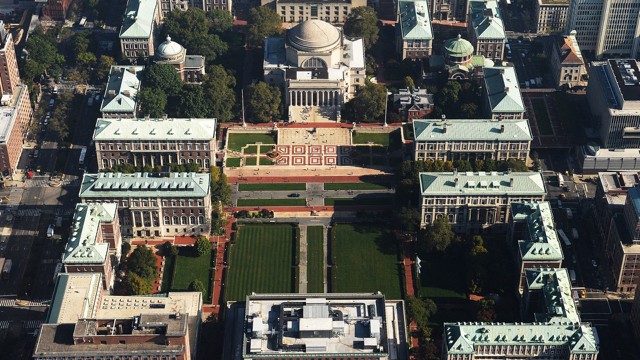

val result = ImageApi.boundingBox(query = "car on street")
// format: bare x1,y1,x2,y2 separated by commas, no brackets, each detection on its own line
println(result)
288,193,301,198
591,259,598,267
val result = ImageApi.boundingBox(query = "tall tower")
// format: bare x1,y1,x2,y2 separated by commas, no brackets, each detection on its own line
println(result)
0,21,20,96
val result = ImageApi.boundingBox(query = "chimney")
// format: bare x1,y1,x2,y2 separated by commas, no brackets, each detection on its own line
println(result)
510,178,514,186
128,66,137,74
504,87,509,93
500,124,505,133
455,177,459,186
108,89,116,97
443,124,447,133
453,168,458,176
123,90,131,97
499,68,505,74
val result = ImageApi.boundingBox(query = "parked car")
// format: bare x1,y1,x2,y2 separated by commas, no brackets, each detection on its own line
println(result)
288,193,301,198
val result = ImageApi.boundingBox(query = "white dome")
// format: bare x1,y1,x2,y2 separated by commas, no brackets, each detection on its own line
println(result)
157,35,184,59
288,20,341,52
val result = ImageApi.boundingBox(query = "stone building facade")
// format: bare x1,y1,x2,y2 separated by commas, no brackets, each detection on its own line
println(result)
262,0,366,24
119,0,163,62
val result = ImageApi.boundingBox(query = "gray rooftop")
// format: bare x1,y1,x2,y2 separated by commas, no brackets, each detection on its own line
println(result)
511,202,563,262
47,273,102,324
524,268,580,324
484,67,525,114
469,0,505,40
100,66,143,115
394,88,433,111
93,117,216,141
119,0,157,39
398,0,433,40
0,85,28,144
420,172,546,196
413,119,532,142
79,172,210,199
62,203,117,265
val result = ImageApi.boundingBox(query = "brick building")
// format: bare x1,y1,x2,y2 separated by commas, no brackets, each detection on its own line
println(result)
0,23,20,97
550,31,586,88
419,171,546,232
100,66,144,119
412,119,532,162
468,0,506,63
93,117,217,170
394,88,434,121
42,0,72,20
534,0,569,34
483,66,525,119
0,85,33,177
62,204,120,290
119,0,163,62
396,0,433,60
262,0,366,24
79,172,211,238
508,202,564,294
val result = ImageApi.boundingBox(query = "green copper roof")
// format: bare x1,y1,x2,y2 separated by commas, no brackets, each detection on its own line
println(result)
119,0,157,39
80,172,210,199
525,268,580,324
511,202,563,262
469,0,506,40
419,171,546,196
484,66,525,114
398,0,433,40
93,117,217,141
444,35,474,57
444,322,599,355
63,203,117,265
100,66,144,115
413,119,532,142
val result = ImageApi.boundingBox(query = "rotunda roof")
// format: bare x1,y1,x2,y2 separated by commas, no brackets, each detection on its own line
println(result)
157,35,185,59
288,20,341,52
443,34,474,58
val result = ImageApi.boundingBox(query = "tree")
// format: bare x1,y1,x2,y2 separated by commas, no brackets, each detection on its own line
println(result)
177,84,209,118
343,7,379,50
435,80,462,115
397,207,421,233
138,88,167,117
420,217,455,254
23,27,65,81
195,236,211,257
123,273,154,295
76,51,97,69
406,296,437,340
163,8,228,62
247,7,283,47
71,31,91,63
162,241,179,257
142,64,183,96
352,83,387,122
476,299,497,322
95,55,115,82
212,172,232,206
207,9,234,33
127,245,158,281
404,76,415,89
202,65,236,121
189,279,205,293
121,242,132,257
245,82,281,123
460,103,478,118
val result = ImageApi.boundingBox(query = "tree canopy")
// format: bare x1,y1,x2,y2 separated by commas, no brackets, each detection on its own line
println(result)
176,84,209,118
189,279,205,293
351,83,387,122
245,82,281,123
23,27,65,81
343,7,379,50
420,217,456,254
142,64,183,97
195,236,211,257
202,65,236,121
138,88,168,118
247,7,283,47
162,8,228,63
127,245,158,282
123,273,154,295
207,9,234,33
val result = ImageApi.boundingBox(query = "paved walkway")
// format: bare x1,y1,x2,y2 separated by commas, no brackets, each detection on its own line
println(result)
322,225,328,292
298,225,308,293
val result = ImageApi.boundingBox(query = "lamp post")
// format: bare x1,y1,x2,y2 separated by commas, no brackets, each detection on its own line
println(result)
383,91,392,127
241,89,247,128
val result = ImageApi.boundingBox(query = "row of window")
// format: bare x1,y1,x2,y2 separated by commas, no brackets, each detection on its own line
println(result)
100,142,210,151
423,196,542,206
417,142,530,151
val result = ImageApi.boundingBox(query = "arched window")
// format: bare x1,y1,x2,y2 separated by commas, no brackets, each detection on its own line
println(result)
181,216,187,225
198,215,205,224
302,57,327,68
164,216,170,224
173,216,179,225
190,216,196,225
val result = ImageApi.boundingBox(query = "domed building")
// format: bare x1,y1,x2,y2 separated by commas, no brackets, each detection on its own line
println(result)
430,34,494,80
263,20,366,121
155,35,205,83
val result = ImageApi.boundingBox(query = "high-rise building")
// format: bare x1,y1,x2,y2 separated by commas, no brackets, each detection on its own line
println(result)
0,22,20,97
0,85,34,177
567,0,640,58
534,0,569,34
587,59,640,148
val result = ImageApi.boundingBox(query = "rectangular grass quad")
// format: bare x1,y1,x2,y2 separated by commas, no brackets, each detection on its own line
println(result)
164,247,214,302
331,224,402,299
225,224,295,302
227,133,276,151
306,226,325,293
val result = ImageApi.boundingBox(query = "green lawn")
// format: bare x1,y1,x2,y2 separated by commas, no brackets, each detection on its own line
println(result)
239,183,306,191
245,157,257,166
531,98,553,136
227,133,276,151
417,253,467,300
226,158,241,167
352,129,402,151
307,226,324,293
237,198,306,206
259,157,274,165
324,182,391,190
166,247,214,302
325,196,393,206
331,224,402,298
244,145,258,154
225,224,295,302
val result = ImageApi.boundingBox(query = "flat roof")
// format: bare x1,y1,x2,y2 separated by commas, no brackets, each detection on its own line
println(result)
79,172,210,199
93,117,217,141
241,293,406,359
598,171,640,193
609,59,640,101
47,273,102,324
419,171,546,196
628,187,640,219
413,119,532,142
0,85,28,144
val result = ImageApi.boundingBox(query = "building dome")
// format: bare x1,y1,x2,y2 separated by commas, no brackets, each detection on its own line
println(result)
443,34,474,58
288,20,341,52
157,35,185,60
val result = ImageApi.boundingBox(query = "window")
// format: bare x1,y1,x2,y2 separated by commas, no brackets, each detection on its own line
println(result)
181,216,187,225
164,216,170,224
